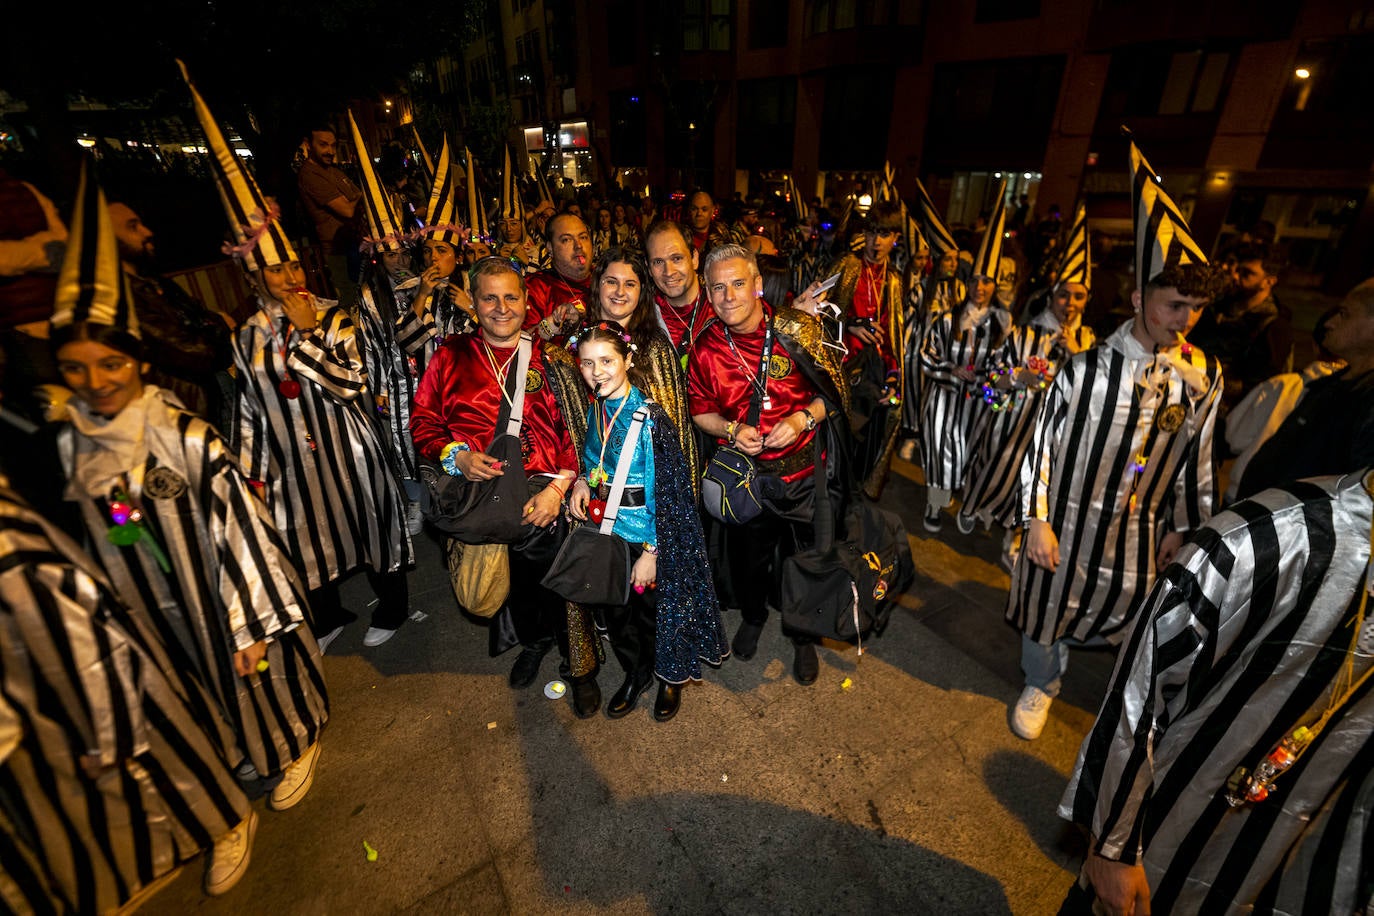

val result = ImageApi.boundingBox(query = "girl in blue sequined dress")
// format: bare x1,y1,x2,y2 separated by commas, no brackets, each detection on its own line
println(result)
568,322,728,721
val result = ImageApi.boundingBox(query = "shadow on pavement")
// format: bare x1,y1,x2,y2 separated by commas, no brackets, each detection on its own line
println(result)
983,748,1088,872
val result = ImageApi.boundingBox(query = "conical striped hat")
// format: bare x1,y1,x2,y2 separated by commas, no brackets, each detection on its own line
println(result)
465,147,489,242
412,126,435,186
970,179,1008,282
178,60,297,272
348,110,406,253
419,137,464,245
1056,203,1091,289
1128,133,1206,289
52,156,139,338
912,178,957,260
532,165,554,209
784,174,808,222
499,145,525,223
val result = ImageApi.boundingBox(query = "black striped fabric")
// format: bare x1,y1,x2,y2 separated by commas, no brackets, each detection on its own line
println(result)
1060,472,1373,914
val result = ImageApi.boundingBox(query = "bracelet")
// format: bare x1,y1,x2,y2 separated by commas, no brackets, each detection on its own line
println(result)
439,441,471,477
725,420,738,444
642,543,659,556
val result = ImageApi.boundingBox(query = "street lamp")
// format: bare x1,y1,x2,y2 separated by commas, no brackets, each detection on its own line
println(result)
1294,67,1311,79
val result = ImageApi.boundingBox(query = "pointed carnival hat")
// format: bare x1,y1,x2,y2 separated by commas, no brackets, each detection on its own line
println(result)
912,177,957,261
51,155,139,338
419,136,464,245
532,165,554,212
347,109,406,253
178,60,297,272
499,145,525,223
878,161,925,261
464,147,489,242
784,173,809,223
970,178,1008,282
1127,130,1206,290
412,125,435,186
1056,203,1091,289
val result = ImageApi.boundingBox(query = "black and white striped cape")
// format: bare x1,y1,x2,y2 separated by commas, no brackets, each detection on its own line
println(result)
1008,320,1222,646
234,296,411,591
1060,472,1374,914
962,311,1096,527
393,283,476,382
918,302,1012,492
0,486,248,915
356,275,422,481
61,394,329,778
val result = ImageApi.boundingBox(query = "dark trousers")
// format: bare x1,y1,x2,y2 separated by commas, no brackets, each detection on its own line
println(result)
508,516,569,653
601,545,657,679
306,568,410,635
727,473,817,641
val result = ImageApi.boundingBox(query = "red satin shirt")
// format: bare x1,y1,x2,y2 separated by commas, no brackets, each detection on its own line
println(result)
524,270,591,330
655,286,713,355
410,334,577,475
846,259,897,374
688,311,819,465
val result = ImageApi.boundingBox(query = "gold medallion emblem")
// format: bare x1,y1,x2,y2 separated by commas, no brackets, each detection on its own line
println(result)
768,353,793,381
525,369,544,393
1156,403,1187,434
143,466,189,500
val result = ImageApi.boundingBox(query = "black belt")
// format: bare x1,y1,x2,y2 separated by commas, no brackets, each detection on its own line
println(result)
598,485,646,507
758,449,814,477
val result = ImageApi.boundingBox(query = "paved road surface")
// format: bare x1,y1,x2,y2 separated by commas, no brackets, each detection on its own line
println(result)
146,458,1115,915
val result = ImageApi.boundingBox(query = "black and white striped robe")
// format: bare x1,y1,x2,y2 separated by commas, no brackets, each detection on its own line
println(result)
962,311,1095,527
356,275,422,481
0,486,248,915
918,302,1012,492
61,392,329,778
1060,471,1374,915
234,296,411,591
1008,320,1222,647
394,282,477,382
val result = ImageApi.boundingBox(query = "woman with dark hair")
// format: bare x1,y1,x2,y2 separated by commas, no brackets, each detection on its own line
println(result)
48,162,327,895
565,321,728,719
585,246,699,476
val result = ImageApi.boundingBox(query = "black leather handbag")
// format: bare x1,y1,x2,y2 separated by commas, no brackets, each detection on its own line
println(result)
420,336,532,545
541,408,649,606
701,317,774,525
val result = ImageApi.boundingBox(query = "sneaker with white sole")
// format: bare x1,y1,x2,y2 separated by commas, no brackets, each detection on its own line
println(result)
1010,685,1053,740
897,439,917,463
205,810,257,896
922,504,942,533
269,741,321,811
362,626,398,647
956,510,977,535
316,625,345,655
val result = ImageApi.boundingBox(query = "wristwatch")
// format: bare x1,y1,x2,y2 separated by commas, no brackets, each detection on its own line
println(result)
799,408,816,432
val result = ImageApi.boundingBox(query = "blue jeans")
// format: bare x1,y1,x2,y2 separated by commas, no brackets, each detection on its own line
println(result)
1020,633,1071,698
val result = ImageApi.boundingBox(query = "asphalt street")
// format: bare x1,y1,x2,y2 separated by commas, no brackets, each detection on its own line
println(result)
145,456,1115,915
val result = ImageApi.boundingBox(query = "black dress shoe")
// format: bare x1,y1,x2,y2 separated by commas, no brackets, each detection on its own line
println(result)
572,677,602,719
732,621,763,660
653,682,681,721
509,641,552,688
606,672,652,719
792,641,819,685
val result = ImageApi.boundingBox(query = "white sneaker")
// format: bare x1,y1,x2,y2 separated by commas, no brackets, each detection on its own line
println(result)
955,510,977,535
316,625,345,655
269,741,321,811
922,504,942,533
205,810,257,896
1010,686,1053,740
405,500,424,536
362,626,397,647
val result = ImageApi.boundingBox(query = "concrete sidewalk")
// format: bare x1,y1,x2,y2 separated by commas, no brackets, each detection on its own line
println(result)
146,460,1113,915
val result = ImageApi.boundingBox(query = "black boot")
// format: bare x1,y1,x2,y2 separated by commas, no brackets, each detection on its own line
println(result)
653,681,681,721
732,621,763,660
571,676,602,719
792,640,819,685
509,639,553,689
606,671,652,719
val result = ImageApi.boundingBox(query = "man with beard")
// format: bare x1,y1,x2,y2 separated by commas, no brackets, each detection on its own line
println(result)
296,124,364,305
526,212,593,343
107,196,234,423
645,220,713,361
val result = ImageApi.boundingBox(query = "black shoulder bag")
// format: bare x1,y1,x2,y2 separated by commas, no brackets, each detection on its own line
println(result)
419,335,533,544
701,317,774,525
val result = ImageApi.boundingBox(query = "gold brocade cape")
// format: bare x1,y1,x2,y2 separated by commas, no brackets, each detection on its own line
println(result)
827,254,903,497
771,304,852,419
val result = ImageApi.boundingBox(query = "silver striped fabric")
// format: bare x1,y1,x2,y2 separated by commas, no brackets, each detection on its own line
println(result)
1060,471,1373,914
1008,320,1222,646
61,398,329,777
234,297,411,591
0,486,248,914
918,304,1012,491
357,277,422,480
963,312,1096,526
